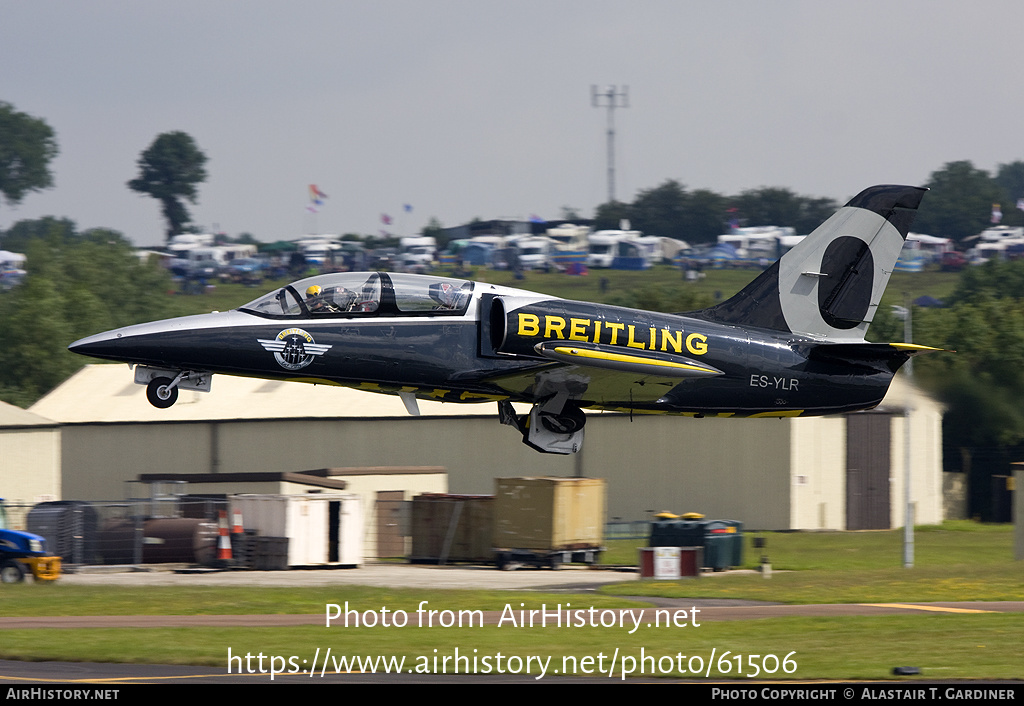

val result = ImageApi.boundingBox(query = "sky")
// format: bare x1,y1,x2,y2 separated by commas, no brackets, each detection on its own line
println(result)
2,0,1022,247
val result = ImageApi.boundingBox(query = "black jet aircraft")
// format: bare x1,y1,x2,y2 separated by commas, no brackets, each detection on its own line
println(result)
70,184,938,454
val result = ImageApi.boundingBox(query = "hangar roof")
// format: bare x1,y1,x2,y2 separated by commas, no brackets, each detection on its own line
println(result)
0,399,57,429
30,364,508,424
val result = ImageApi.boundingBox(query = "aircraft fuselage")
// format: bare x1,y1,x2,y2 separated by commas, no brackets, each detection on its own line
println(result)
69,185,936,453
69,272,898,418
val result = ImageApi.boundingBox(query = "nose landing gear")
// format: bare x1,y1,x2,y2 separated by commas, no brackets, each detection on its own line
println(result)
146,377,179,408
134,366,213,408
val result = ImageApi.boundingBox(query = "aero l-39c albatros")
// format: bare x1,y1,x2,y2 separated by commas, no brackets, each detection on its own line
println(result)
70,184,940,454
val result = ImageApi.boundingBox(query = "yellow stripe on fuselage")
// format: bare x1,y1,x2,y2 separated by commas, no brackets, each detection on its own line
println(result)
548,346,719,375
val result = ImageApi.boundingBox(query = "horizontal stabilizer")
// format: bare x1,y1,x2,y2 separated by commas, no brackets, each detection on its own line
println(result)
803,341,947,373
533,341,723,378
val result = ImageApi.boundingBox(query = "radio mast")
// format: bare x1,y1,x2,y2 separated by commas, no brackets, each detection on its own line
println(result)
591,85,629,203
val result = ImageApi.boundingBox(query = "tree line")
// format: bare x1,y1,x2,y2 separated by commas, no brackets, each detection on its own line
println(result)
0,218,175,408
592,160,1024,245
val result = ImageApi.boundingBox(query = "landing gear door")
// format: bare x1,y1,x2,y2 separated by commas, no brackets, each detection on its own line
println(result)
134,366,212,393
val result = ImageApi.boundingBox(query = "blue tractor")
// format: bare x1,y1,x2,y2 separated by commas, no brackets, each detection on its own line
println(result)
0,499,60,583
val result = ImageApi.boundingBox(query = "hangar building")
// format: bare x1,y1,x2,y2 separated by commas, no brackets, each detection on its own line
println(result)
20,363,945,535
0,400,61,507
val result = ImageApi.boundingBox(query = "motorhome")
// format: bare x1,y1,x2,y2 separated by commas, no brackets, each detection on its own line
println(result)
166,233,215,255
588,229,642,268
546,224,589,270
186,244,258,266
968,226,1024,263
717,226,795,261
399,236,437,272
511,236,554,270
295,235,343,266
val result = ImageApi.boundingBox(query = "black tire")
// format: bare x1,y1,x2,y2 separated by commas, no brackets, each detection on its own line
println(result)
146,377,179,408
0,560,26,584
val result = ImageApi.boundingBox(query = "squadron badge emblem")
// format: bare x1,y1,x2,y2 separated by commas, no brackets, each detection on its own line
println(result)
258,328,332,371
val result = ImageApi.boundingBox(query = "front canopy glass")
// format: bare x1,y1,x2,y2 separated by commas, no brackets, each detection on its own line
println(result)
239,272,474,318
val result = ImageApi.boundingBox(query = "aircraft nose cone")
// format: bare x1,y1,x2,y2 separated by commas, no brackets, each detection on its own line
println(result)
68,330,130,360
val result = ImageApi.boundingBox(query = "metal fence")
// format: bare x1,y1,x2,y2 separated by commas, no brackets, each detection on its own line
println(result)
605,520,650,540
5,496,652,569
7,498,227,569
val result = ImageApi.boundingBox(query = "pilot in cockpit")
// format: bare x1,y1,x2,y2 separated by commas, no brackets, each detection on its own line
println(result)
428,281,469,310
305,284,343,314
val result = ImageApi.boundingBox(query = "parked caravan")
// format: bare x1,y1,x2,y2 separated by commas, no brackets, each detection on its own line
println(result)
588,229,641,268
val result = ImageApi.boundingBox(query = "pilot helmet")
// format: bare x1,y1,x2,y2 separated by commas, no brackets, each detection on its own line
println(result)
306,285,323,298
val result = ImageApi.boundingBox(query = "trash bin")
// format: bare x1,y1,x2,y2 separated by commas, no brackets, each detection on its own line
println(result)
701,521,732,571
649,515,743,570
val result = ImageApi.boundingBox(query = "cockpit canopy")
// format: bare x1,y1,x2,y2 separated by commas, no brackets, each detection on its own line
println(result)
238,272,475,318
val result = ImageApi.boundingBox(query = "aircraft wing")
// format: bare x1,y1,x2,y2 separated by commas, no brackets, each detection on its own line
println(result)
533,341,722,378
482,342,721,407
485,365,682,405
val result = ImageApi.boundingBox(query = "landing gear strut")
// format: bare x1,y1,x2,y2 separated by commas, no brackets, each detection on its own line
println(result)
498,399,586,454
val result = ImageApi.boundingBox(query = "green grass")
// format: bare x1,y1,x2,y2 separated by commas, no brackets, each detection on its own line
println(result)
603,562,1024,604
0,586,645,618
0,615,1020,681
600,521,1024,604
0,522,1021,680
884,270,961,306
602,520,1015,570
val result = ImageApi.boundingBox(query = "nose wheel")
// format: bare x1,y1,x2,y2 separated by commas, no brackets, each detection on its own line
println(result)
135,367,211,408
146,377,179,408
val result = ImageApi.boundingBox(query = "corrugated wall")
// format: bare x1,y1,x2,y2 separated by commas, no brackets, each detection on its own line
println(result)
54,402,943,530
789,416,846,529
0,427,61,504
578,414,793,529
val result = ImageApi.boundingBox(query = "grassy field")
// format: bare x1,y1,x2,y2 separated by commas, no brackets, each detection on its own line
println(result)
0,522,1020,680
600,521,1023,604
0,615,1020,681
164,265,963,318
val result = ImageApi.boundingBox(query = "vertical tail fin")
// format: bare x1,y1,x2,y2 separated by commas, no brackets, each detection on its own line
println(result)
697,184,927,341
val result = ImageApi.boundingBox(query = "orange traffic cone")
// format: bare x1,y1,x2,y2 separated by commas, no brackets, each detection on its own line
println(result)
217,510,232,563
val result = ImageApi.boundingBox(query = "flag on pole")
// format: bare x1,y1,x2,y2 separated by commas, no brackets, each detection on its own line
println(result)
307,185,328,213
